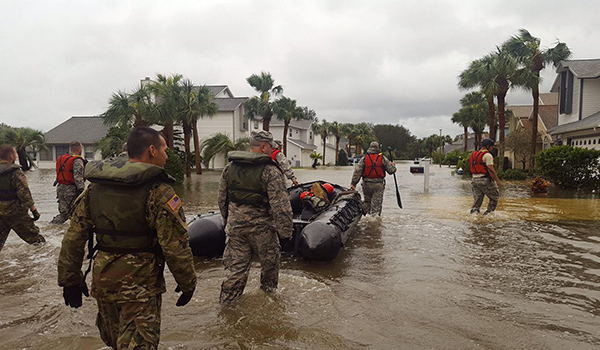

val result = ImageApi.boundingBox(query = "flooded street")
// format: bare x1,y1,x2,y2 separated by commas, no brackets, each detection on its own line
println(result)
1,162,599,349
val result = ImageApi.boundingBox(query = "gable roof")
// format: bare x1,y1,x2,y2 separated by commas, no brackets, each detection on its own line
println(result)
508,105,532,119
548,110,600,135
537,105,559,130
206,85,233,98
214,97,248,112
539,92,558,105
551,59,600,91
288,138,317,150
270,118,315,129
45,116,109,144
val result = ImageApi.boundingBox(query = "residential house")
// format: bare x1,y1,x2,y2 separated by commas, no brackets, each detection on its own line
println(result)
547,59,600,150
39,116,108,169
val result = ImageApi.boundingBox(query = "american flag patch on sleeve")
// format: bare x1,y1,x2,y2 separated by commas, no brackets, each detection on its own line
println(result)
167,195,181,211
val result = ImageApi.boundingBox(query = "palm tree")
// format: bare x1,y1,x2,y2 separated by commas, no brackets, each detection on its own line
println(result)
309,152,322,168
459,56,498,140
312,120,330,165
452,110,472,151
352,123,374,155
5,127,46,170
273,97,315,155
244,72,283,131
179,80,218,176
200,133,249,168
328,121,344,165
101,85,154,128
149,73,184,149
342,123,355,157
503,29,571,170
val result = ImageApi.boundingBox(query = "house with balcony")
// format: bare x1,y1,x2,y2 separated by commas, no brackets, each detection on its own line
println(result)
547,59,600,150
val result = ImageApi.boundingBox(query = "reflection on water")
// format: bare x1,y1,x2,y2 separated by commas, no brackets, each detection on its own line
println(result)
0,165,599,349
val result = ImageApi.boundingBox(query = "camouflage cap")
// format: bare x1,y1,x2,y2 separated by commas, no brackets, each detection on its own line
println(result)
251,130,275,147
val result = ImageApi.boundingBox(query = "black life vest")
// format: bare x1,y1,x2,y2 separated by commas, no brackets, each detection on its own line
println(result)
226,151,273,207
469,150,490,176
363,153,385,178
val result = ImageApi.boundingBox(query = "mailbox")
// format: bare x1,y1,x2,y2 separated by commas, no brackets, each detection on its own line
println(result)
410,166,425,174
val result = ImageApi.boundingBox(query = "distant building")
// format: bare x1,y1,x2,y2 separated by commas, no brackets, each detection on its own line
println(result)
547,59,600,150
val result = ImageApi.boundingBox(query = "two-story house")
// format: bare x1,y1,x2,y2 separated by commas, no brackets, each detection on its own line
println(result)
547,59,600,150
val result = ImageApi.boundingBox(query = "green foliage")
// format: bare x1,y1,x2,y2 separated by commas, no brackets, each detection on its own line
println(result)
309,152,322,168
499,168,527,180
164,148,184,184
432,151,444,164
95,123,132,159
200,133,249,168
505,128,532,170
372,124,418,159
456,151,472,176
443,149,470,166
536,145,600,189
337,149,349,166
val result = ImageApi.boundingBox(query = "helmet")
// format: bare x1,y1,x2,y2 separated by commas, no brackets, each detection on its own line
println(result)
322,183,334,194
274,140,283,149
481,138,495,147
300,191,311,200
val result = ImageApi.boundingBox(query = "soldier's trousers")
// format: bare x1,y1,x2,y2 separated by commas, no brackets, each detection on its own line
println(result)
51,184,78,224
361,181,385,216
0,212,45,252
471,177,499,214
220,227,281,303
96,296,161,350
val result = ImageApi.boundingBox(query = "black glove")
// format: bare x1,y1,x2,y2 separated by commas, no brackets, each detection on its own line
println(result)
31,209,40,221
174,285,193,307
63,283,89,308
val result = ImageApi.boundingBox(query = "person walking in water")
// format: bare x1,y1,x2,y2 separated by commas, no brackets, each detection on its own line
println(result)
218,130,293,303
271,140,299,186
57,127,196,349
0,144,45,252
350,141,396,216
469,138,501,215
51,141,86,224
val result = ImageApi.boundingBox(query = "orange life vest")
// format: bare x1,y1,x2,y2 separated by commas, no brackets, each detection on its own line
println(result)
469,150,489,176
56,154,85,185
270,149,281,161
362,153,385,178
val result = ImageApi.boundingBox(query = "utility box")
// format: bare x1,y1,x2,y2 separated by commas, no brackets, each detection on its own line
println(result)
410,166,425,174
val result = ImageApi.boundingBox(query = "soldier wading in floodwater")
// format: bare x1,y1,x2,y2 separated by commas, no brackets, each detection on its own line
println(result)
57,127,196,350
0,144,44,252
218,130,293,303
350,141,397,216
469,138,501,215
51,141,86,224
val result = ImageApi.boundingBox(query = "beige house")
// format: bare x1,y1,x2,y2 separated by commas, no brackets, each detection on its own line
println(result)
548,59,600,150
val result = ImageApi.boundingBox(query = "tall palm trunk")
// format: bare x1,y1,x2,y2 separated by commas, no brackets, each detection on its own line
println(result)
283,121,290,155
530,68,542,171
496,88,509,173
164,122,174,149
322,139,326,165
263,112,272,131
347,136,353,157
192,122,203,174
463,126,468,151
335,137,340,165
183,121,192,177
487,97,496,139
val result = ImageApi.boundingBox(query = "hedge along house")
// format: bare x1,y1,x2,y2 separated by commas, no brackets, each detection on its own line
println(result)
38,116,108,169
547,59,600,150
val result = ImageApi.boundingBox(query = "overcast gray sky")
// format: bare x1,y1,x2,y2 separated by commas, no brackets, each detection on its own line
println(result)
1,0,598,138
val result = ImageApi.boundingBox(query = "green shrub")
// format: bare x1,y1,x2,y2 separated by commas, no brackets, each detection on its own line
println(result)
456,151,472,176
337,149,349,166
443,149,470,166
499,168,527,180
536,145,600,189
165,148,184,183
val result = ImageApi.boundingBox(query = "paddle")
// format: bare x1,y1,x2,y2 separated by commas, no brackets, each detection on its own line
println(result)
388,147,402,209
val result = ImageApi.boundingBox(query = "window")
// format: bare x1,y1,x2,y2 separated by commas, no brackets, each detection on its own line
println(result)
55,145,70,158
309,131,313,140
289,128,293,137
559,70,574,114
39,148,52,161
296,129,299,134
85,151,94,160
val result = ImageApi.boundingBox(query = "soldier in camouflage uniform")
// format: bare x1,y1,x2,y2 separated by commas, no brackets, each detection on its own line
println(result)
0,144,44,252
57,127,196,350
218,130,293,303
350,141,396,216
51,141,86,224
271,140,299,186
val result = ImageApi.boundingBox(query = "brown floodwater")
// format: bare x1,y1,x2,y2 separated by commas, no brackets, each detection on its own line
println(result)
1,163,599,349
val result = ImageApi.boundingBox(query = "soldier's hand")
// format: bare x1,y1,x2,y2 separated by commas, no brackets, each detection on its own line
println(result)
350,185,356,190
31,209,40,221
175,286,193,307
292,180,299,186
63,283,89,308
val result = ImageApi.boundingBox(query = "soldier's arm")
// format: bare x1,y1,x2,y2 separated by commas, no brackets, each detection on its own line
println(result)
350,158,365,188
148,184,196,293
12,170,35,210
58,188,94,287
276,152,297,183
217,164,230,223
383,156,397,175
73,158,85,192
264,166,293,239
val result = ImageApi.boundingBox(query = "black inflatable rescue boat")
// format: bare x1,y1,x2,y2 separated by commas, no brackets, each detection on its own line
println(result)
188,180,363,261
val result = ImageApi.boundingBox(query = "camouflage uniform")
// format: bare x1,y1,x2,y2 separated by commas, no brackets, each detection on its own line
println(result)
218,150,293,303
350,144,396,216
273,150,298,185
57,158,196,349
52,156,85,224
0,163,45,252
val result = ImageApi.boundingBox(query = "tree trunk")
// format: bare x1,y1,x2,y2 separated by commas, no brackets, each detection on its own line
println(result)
283,121,289,156
335,137,340,165
347,136,353,157
530,79,540,172
463,126,468,151
487,97,496,140
322,138,326,166
17,149,30,171
183,121,192,178
497,91,507,173
192,121,203,174
263,112,272,131
164,122,174,149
